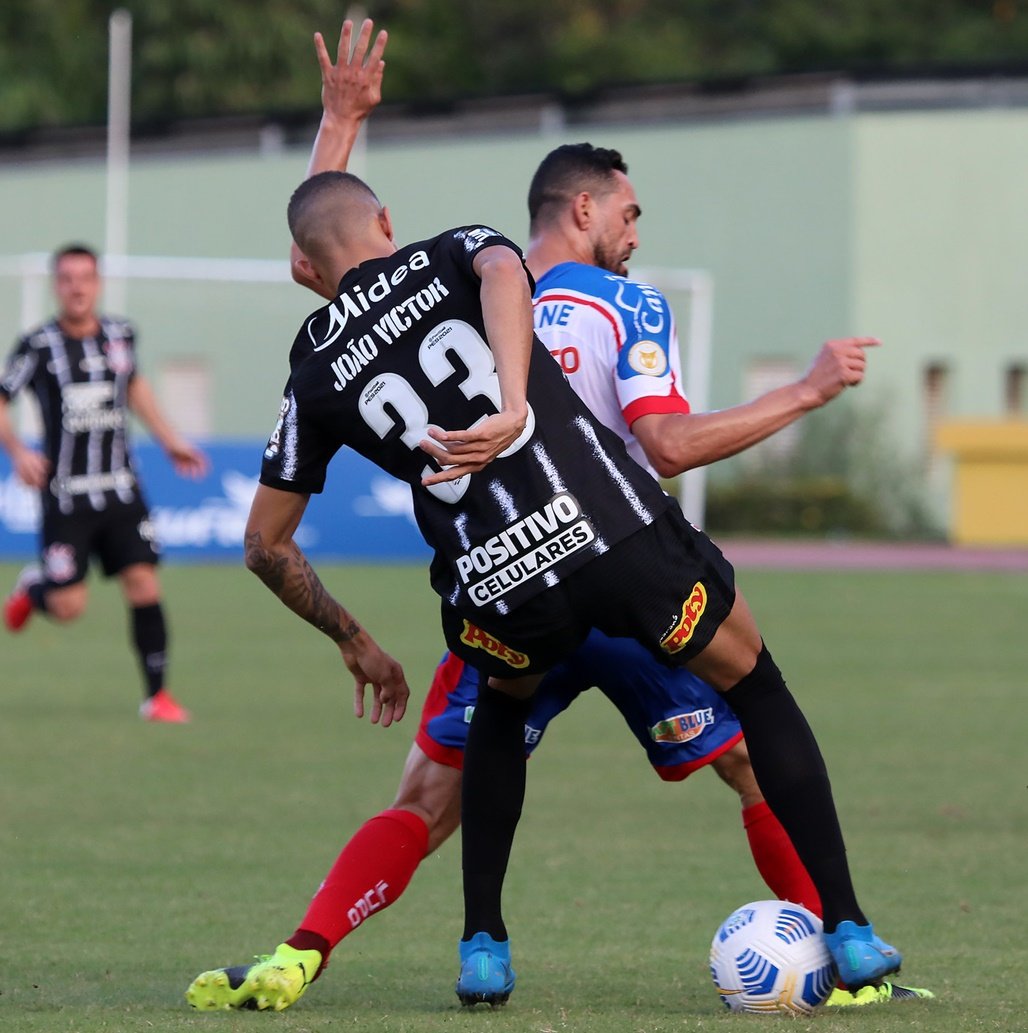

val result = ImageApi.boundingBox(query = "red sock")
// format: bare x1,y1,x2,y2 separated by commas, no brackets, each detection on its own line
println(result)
287,808,429,975
742,800,822,918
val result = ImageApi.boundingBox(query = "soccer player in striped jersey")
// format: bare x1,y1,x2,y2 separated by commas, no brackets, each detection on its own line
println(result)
0,244,209,721
186,18,928,1013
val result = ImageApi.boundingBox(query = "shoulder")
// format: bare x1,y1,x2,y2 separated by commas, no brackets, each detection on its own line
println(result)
17,321,59,350
445,225,522,258
100,316,136,342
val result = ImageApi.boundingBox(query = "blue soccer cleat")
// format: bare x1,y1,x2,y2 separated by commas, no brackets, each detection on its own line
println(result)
455,932,516,1007
824,921,902,990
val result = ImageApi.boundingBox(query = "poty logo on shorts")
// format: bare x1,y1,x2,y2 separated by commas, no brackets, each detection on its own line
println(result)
650,707,715,744
459,620,529,670
660,582,708,654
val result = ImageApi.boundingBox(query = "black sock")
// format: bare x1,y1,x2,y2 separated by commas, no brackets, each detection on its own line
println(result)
27,582,48,613
461,680,531,942
722,644,865,932
130,603,167,700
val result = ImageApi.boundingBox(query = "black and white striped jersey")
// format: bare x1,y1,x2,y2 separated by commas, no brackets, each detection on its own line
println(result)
260,226,673,617
0,317,142,515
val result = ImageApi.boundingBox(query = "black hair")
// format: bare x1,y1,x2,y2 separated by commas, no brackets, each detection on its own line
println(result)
51,243,98,272
527,143,629,227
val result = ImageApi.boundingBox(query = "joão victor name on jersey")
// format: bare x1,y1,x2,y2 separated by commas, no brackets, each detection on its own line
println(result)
457,492,595,605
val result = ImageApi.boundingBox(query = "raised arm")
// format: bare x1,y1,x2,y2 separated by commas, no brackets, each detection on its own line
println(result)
633,336,880,477
420,246,532,484
291,18,389,297
244,483,409,726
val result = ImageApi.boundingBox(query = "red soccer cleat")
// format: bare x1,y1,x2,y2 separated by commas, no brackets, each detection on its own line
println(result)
4,565,42,632
139,689,192,723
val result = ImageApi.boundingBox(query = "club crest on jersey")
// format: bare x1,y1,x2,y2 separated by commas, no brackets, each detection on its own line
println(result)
104,339,133,375
459,620,529,670
660,582,708,654
626,340,667,377
650,707,715,744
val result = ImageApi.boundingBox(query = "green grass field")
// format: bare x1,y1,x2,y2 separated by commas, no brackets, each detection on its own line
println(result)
1,560,1025,1033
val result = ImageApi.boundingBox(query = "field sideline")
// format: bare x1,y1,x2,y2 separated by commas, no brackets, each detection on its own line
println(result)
0,560,1024,1033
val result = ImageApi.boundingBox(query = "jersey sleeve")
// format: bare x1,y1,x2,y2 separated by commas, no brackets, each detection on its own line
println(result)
259,385,340,495
447,226,525,274
0,335,37,401
610,279,690,426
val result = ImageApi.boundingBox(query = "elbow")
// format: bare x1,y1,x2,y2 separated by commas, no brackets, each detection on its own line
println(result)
651,456,681,480
645,444,686,480
243,527,282,581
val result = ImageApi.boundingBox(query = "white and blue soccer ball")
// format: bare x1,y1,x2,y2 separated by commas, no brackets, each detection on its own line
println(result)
709,900,836,1015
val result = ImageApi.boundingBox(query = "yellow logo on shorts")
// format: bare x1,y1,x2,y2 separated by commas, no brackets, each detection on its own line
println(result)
660,582,708,654
460,620,530,669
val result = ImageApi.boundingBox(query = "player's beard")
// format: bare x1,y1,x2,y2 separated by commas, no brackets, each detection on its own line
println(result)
592,238,629,277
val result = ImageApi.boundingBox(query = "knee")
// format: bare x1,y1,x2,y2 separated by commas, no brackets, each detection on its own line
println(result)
47,587,87,622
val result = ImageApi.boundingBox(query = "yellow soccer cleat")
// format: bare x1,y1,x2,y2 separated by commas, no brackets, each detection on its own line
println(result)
185,943,322,1012
825,981,936,1007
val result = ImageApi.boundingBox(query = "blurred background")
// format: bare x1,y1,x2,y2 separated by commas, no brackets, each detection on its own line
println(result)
2,0,1028,557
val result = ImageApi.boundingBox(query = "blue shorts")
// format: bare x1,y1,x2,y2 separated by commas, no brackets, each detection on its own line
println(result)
416,628,744,782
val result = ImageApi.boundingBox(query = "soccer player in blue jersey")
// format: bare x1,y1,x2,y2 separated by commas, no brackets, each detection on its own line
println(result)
186,18,930,1013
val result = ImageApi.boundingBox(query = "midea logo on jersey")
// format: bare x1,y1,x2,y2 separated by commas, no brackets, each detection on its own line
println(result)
309,250,431,351
457,492,596,605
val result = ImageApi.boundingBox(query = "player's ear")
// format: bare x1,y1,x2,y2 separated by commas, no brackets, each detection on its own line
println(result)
291,247,333,300
571,191,595,231
378,206,395,242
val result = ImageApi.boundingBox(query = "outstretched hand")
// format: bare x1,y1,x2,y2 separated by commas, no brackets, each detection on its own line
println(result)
167,439,210,479
340,638,409,728
802,337,880,407
314,18,388,126
420,411,528,485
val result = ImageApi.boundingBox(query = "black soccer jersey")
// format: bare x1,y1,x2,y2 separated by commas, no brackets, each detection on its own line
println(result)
260,226,674,616
0,317,142,516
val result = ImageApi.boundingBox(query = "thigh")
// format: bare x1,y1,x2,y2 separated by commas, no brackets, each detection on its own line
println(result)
95,499,160,577
440,589,590,679
568,628,745,781
39,507,93,588
574,508,738,666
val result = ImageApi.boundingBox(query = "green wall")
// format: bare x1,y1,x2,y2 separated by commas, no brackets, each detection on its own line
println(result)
2,106,1025,529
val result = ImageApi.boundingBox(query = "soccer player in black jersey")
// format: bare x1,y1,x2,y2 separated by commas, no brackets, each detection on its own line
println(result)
184,20,909,1012
0,244,209,722
235,169,903,1004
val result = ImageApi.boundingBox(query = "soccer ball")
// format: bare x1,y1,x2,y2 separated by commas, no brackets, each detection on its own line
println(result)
709,900,836,1015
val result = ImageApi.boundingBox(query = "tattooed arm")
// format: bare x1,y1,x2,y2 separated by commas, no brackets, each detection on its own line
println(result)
244,484,409,726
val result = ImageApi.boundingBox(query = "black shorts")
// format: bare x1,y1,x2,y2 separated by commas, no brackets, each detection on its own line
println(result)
39,498,160,587
442,506,736,679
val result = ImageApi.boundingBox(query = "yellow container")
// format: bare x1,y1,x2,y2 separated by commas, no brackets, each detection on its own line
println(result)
936,421,1028,545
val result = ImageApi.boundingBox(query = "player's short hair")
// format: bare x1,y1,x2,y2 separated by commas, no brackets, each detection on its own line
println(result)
287,171,382,261
52,243,98,273
527,143,629,228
